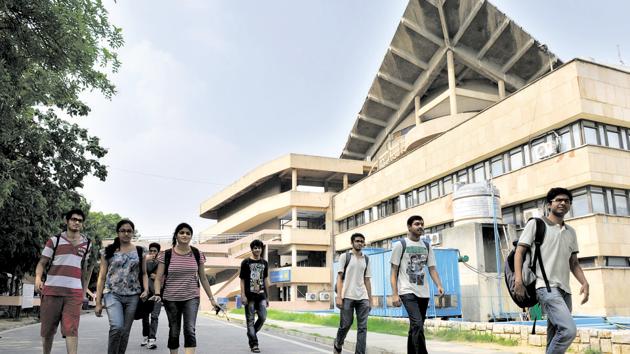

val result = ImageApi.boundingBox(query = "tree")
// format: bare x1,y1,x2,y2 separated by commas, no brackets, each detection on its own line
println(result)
0,0,123,294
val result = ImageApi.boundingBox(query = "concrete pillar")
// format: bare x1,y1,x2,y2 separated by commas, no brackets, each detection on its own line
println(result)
264,244,269,261
291,168,297,191
447,50,458,116
498,80,506,99
290,285,297,302
342,174,348,190
291,207,297,228
291,246,297,266
414,96,421,126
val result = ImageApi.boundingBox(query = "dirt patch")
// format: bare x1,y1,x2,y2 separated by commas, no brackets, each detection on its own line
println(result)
0,317,40,332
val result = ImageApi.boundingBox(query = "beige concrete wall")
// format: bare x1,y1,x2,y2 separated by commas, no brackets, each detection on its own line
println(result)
281,228,329,246
289,267,331,284
201,191,333,235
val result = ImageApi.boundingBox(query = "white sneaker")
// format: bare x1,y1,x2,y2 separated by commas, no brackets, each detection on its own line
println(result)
141,336,148,346
147,339,157,349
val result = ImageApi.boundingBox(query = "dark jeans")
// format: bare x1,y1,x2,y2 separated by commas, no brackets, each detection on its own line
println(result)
103,293,139,354
244,297,267,348
400,294,430,354
334,299,370,354
141,301,162,339
163,297,199,350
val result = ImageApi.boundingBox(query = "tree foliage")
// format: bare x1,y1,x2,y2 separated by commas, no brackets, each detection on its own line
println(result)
0,0,123,291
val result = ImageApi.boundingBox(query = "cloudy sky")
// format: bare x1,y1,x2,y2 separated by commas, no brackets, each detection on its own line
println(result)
78,0,630,239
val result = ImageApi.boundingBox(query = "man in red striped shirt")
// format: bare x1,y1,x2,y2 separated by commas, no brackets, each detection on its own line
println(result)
35,209,91,354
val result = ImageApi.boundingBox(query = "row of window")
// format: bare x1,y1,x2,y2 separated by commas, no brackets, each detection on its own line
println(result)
579,256,630,268
337,119,630,233
503,186,630,228
341,222,454,252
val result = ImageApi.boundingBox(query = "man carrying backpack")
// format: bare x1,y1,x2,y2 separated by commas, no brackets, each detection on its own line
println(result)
34,208,92,354
391,215,443,354
333,233,372,354
514,187,589,354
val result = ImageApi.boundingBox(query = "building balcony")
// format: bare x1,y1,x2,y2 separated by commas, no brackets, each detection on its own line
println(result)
281,228,330,246
269,266,331,285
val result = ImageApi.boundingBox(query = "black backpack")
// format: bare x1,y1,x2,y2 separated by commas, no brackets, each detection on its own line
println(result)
504,218,551,316
334,251,369,294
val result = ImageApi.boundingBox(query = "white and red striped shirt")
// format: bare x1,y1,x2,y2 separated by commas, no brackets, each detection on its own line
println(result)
157,249,206,301
42,232,90,297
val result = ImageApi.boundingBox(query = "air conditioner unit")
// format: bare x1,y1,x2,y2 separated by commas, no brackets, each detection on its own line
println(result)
423,233,442,246
533,141,557,160
523,208,541,221
305,293,317,302
319,292,331,301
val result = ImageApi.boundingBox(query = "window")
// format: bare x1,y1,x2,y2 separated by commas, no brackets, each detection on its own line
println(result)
473,163,485,182
443,176,453,194
509,147,524,170
583,121,599,145
406,191,415,208
606,257,629,267
378,202,387,218
429,181,440,200
347,215,356,229
418,187,427,204
613,190,629,216
355,211,364,226
558,128,572,152
338,220,347,233
391,197,400,213
571,189,589,217
502,208,515,225
490,156,504,177
590,187,607,214
571,123,582,147
297,285,308,298
456,169,468,184
579,257,596,268
606,126,621,148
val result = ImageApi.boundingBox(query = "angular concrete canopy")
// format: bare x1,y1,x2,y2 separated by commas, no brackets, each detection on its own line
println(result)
340,0,562,161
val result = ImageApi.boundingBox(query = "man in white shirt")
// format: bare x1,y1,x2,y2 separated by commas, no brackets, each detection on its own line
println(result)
333,233,372,354
391,215,443,354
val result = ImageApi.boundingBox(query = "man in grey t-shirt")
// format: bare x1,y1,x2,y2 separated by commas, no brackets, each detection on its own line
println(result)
334,233,372,354
514,187,589,354
391,215,443,354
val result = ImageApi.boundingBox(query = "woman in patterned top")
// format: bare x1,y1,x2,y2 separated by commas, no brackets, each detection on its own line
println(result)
150,222,218,354
95,219,149,354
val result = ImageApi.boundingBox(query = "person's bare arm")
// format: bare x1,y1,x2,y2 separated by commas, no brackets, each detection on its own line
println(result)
513,245,528,300
35,256,49,293
240,278,248,305
390,264,401,307
428,266,444,296
94,255,108,317
140,255,149,300
569,253,589,304
365,277,372,307
335,272,344,309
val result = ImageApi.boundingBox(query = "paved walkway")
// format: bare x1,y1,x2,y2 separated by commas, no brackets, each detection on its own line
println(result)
227,313,545,354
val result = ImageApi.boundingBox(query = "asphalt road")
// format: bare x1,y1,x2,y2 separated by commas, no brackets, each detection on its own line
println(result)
0,311,337,354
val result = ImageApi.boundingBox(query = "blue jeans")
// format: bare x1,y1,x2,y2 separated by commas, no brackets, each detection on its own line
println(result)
537,287,577,354
400,294,429,354
142,301,162,339
244,297,267,348
103,292,139,354
163,297,200,350
334,299,370,354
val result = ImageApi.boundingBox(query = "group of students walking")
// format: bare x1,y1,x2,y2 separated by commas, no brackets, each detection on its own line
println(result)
34,186,589,354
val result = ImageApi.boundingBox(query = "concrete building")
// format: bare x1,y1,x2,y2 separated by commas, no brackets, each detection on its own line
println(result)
199,0,630,319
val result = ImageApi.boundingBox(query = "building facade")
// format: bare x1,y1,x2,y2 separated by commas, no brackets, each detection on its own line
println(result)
199,0,630,318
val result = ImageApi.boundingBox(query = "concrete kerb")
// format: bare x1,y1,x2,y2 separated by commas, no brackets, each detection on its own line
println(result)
204,312,398,354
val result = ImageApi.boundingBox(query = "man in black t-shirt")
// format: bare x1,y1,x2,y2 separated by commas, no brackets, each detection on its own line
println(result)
239,239,269,353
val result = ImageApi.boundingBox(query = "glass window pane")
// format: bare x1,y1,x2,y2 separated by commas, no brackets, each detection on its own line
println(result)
559,130,572,152
456,170,468,184
503,209,514,225
429,182,439,200
491,157,504,177
473,164,485,182
572,123,582,146
614,192,629,216
418,188,427,204
572,193,589,217
510,148,523,170
584,123,599,145
591,191,607,214
606,257,629,267
606,126,621,148
443,177,453,194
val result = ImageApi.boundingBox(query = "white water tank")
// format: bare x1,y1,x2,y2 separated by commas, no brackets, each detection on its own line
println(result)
452,182,501,226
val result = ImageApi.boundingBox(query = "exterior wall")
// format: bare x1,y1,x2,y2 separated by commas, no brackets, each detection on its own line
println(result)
281,228,330,246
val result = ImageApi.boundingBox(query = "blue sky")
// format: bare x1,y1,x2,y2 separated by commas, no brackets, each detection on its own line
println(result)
78,1,630,238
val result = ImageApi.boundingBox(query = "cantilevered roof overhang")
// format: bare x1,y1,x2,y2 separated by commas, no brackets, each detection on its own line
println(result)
340,0,562,161
199,154,368,219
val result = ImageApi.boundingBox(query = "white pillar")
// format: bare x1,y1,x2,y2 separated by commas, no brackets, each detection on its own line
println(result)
447,50,458,116
291,207,297,228
291,168,297,191
291,246,297,266
414,95,421,126
498,79,506,99
343,174,348,190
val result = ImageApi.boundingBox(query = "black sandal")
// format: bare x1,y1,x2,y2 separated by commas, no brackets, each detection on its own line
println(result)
251,345,261,353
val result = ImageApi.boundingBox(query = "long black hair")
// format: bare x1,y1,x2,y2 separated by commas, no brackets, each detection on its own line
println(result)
105,219,135,260
172,222,193,246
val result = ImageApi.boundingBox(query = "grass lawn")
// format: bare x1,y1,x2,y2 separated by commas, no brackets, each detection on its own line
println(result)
230,308,517,346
